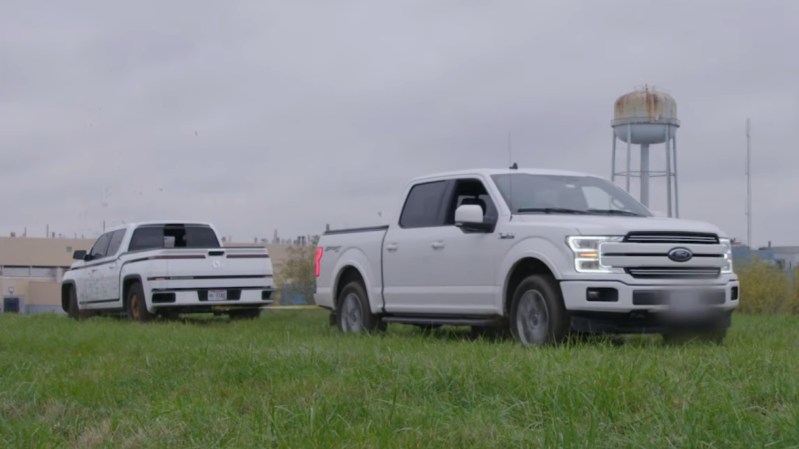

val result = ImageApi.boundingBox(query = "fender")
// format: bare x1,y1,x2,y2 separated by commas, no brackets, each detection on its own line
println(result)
332,247,382,315
497,236,571,314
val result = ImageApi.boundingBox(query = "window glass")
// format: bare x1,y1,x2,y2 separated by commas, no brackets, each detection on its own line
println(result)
106,230,126,256
129,225,221,251
399,181,448,228
491,174,651,217
89,233,112,259
446,179,498,224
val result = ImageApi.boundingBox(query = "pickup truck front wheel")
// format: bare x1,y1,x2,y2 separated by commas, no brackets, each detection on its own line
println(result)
126,282,155,322
510,275,569,346
337,281,382,333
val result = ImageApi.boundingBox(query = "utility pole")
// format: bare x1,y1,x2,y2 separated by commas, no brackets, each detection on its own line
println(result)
746,119,752,247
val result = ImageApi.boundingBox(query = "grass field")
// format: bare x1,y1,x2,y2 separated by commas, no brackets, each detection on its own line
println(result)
1,311,798,448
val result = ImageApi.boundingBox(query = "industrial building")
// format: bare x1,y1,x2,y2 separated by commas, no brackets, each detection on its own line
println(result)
0,236,307,314
0,236,92,314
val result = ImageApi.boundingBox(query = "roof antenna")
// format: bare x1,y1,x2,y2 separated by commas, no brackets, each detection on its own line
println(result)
507,132,517,169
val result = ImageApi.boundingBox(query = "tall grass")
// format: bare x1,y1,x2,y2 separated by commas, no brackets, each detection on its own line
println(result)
1,311,799,448
736,261,799,314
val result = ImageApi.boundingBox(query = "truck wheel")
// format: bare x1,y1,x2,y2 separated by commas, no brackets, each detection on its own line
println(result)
67,286,83,320
126,282,155,322
509,275,570,346
229,309,261,320
337,281,381,333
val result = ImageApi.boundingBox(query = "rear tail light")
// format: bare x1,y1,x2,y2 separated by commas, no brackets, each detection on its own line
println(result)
314,247,324,277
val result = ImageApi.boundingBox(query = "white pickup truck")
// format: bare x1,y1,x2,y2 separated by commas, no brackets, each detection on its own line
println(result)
315,168,739,345
62,222,274,321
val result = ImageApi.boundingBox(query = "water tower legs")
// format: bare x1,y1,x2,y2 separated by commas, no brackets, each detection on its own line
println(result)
640,143,650,207
666,129,673,217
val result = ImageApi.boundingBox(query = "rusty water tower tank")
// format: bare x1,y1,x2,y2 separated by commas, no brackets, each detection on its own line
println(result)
611,87,680,216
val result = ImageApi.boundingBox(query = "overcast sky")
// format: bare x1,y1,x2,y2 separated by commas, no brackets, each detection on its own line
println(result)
1,1,796,246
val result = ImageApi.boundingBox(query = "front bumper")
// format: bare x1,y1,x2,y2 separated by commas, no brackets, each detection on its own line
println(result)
560,277,739,314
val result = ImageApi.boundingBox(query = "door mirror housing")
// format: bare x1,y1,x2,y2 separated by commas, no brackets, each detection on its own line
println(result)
73,250,87,260
455,204,494,233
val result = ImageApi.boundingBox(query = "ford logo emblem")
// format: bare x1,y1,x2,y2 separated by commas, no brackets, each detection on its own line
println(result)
668,247,693,262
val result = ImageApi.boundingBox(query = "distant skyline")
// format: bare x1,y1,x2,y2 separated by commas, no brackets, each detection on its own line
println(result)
2,1,797,246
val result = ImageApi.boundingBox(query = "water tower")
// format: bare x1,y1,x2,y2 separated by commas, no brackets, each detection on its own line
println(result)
611,87,680,217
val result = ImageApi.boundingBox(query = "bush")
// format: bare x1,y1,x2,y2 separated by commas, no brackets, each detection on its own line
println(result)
736,261,791,314
273,236,319,305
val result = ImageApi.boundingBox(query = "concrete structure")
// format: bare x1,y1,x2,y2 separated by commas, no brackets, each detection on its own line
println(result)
0,235,309,314
611,87,681,217
0,236,93,314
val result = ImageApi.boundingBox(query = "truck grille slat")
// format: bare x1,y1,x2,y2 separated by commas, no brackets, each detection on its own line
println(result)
626,267,721,279
623,232,719,245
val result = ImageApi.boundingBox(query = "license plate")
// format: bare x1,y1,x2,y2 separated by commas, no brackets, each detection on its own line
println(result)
670,290,701,310
208,290,227,301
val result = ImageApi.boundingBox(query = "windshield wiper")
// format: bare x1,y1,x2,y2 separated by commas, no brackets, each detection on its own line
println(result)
516,207,588,215
586,209,642,217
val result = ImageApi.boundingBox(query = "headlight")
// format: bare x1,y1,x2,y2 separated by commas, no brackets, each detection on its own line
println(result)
566,236,622,273
720,238,733,274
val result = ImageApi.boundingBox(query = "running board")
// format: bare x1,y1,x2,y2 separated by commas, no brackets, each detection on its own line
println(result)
381,316,500,326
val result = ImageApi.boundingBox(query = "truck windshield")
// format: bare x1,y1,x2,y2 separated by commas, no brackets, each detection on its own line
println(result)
128,225,221,251
491,173,651,217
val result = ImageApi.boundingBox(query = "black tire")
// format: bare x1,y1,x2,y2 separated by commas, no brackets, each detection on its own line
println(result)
126,282,155,322
509,275,570,346
229,309,261,320
336,281,382,333
66,286,82,320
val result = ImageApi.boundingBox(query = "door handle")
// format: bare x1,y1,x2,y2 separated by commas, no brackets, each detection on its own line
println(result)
431,241,445,250
385,243,399,252
108,265,115,270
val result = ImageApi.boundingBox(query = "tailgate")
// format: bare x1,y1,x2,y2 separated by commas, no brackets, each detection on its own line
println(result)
155,248,273,287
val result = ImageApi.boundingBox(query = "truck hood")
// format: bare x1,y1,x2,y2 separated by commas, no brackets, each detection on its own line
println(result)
512,215,726,238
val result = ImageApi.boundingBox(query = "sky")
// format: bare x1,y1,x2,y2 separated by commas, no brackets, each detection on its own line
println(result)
1,1,797,246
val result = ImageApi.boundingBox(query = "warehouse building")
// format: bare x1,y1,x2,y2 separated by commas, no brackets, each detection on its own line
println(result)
0,236,93,314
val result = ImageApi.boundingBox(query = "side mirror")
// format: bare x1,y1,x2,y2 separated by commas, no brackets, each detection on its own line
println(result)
73,250,87,260
455,204,494,233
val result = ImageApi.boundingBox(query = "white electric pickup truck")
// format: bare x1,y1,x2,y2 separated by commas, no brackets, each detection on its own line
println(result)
62,222,274,321
314,168,739,345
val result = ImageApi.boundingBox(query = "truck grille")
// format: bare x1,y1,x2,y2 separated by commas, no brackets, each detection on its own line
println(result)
623,232,719,245
626,267,721,279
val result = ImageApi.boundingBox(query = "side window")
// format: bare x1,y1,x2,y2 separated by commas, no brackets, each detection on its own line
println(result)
89,233,112,259
446,179,498,224
399,181,448,228
129,227,164,251
106,230,126,256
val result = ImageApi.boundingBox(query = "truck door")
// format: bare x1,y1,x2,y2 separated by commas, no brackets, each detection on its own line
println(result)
95,229,125,305
79,232,112,305
431,177,505,314
382,180,451,313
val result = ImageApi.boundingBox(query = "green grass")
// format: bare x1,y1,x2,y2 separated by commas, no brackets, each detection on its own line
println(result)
1,311,798,448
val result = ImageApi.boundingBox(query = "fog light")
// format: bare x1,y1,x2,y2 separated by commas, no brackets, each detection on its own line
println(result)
586,288,618,302
731,286,739,301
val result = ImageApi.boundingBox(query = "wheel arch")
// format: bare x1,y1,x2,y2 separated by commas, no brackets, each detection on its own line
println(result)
334,265,367,309
122,274,144,309
61,282,76,312
503,257,559,317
